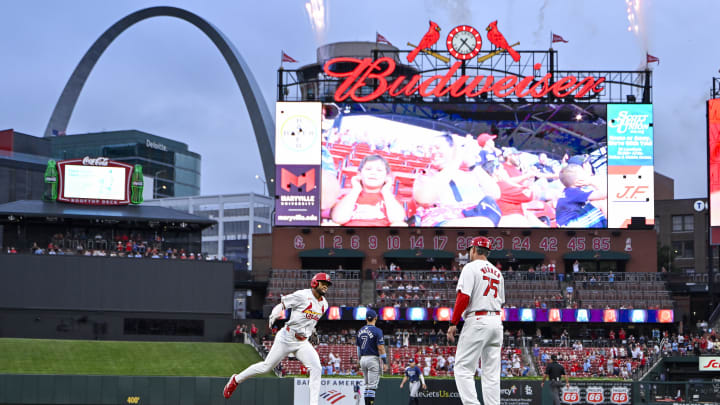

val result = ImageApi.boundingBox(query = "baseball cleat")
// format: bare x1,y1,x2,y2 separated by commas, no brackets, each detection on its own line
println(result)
223,374,238,399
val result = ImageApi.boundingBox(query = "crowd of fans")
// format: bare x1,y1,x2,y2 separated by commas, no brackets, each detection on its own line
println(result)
6,242,218,260
3,230,221,260
252,323,719,380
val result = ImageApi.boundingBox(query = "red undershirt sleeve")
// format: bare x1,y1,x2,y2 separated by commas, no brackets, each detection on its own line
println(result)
451,291,470,325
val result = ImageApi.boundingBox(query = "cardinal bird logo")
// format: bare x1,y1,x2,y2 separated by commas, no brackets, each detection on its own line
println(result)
486,20,520,62
407,20,441,63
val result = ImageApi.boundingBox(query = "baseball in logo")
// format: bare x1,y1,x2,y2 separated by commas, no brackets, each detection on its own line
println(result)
320,390,346,404
561,387,580,404
610,387,630,404
585,386,604,404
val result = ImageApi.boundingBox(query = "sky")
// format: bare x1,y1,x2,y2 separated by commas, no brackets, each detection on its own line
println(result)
0,0,717,199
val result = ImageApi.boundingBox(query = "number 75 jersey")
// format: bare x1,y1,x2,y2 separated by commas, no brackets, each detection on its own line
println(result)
456,259,505,316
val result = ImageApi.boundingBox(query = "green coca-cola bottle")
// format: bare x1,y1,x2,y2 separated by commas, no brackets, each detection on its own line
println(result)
44,160,58,201
130,165,144,204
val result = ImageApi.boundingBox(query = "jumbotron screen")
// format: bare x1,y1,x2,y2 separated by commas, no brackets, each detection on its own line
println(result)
57,158,133,205
709,99,720,238
274,102,654,228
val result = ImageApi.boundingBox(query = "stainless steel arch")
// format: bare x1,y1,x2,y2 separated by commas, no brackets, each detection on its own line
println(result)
44,6,275,194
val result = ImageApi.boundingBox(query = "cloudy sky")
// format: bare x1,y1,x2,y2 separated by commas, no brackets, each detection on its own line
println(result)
0,0,717,198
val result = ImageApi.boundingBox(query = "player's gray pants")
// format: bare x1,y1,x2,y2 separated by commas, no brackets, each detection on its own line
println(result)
360,356,381,389
409,381,421,397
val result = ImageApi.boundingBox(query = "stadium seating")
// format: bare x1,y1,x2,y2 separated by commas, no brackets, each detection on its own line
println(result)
261,342,524,377
264,269,361,315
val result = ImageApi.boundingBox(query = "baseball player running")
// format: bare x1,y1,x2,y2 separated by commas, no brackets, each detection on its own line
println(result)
356,308,388,405
446,236,505,405
399,358,426,405
223,272,332,404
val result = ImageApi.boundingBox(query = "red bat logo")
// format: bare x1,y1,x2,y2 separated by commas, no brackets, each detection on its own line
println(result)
407,20,441,63
486,20,520,62
280,168,316,192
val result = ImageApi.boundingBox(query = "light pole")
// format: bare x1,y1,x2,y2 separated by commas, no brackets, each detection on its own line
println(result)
154,169,168,199
255,174,274,196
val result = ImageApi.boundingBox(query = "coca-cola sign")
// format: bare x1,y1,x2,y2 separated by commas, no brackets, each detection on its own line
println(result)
699,356,720,371
323,57,605,103
82,156,109,166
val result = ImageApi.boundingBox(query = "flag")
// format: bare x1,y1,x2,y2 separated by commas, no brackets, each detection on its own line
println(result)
281,51,298,63
646,53,660,64
376,32,393,46
552,33,568,43
51,129,66,136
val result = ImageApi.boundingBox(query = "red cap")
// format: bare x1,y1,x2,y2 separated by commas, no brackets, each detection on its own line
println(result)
468,236,492,250
477,133,497,147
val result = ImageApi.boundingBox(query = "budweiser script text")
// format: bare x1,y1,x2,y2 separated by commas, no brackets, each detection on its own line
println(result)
323,57,606,102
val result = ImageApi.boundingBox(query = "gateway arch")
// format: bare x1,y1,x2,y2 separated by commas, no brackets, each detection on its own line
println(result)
44,6,275,195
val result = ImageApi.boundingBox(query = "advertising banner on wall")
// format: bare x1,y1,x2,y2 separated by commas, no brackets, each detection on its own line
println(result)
410,379,541,405
606,104,654,228
560,381,631,404
698,356,720,371
708,99,720,243
294,378,362,405
275,102,322,166
275,164,321,226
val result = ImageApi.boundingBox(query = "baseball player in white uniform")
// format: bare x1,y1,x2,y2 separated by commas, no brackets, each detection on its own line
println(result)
223,272,331,404
447,236,505,405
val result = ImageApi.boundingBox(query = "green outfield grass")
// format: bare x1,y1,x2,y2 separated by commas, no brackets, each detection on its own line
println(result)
0,338,270,377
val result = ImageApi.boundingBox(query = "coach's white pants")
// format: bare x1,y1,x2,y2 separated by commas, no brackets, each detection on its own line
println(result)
235,327,322,405
453,315,503,405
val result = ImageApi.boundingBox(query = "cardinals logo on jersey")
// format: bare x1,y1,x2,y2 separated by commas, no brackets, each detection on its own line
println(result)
302,303,324,321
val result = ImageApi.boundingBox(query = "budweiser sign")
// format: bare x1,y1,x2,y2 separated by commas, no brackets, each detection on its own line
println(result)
323,57,605,102
82,156,109,166
699,356,720,371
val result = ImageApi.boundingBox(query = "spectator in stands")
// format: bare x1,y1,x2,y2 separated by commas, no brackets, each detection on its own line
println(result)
511,354,521,376
250,323,258,341
324,358,334,375
233,324,244,343
583,358,591,373
330,351,341,372
436,353,446,371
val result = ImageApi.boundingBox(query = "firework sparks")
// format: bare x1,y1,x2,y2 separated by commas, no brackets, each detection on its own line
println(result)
305,0,328,44
625,0,640,34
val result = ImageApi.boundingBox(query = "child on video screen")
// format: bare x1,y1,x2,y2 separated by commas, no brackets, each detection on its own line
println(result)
555,163,607,228
331,154,406,226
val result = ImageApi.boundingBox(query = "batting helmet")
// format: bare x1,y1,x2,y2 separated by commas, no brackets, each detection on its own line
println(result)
468,236,492,250
310,272,333,288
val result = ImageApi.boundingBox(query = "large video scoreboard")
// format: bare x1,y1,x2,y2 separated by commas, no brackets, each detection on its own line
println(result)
274,101,654,229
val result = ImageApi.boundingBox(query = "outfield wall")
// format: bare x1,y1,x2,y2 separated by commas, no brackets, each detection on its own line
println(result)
0,255,235,341
8,375,713,405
